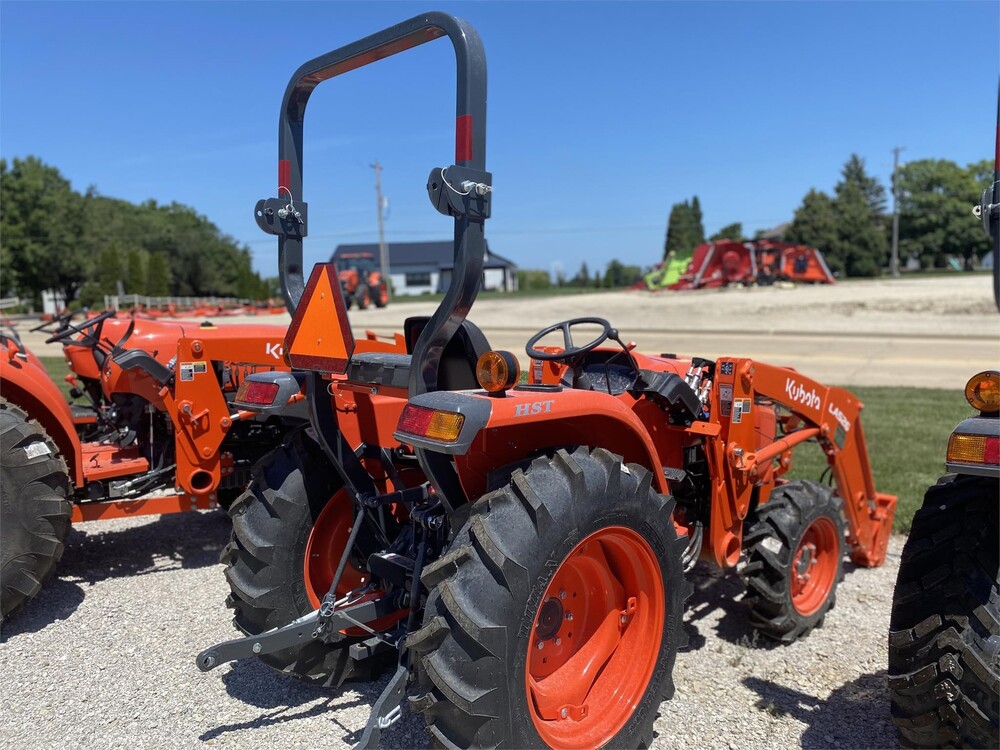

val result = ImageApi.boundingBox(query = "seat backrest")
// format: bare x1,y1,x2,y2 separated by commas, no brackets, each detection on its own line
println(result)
403,316,491,391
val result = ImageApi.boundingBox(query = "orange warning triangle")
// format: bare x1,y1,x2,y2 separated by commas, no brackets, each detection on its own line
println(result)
284,264,356,373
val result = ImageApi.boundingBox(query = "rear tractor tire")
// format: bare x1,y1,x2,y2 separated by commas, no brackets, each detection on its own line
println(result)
408,447,690,749
742,479,845,642
888,474,999,749
0,399,73,622
355,284,371,311
221,430,391,686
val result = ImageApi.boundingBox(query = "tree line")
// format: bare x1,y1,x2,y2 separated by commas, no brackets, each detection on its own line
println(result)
0,156,275,307
662,154,992,277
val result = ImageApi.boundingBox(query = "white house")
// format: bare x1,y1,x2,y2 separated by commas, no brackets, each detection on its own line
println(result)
331,241,518,297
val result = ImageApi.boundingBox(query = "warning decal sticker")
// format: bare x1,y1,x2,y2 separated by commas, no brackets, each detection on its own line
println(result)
732,398,752,424
179,361,207,382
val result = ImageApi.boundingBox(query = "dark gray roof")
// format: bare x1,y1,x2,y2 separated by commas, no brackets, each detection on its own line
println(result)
332,241,516,270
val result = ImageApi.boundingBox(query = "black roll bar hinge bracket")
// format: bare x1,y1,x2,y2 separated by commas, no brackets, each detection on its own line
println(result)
253,197,309,238
427,166,492,223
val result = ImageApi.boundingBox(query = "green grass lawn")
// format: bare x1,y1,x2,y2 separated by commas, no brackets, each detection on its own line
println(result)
785,386,970,532
39,355,966,532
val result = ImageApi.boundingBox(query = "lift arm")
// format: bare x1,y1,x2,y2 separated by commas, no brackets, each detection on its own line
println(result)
715,358,896,567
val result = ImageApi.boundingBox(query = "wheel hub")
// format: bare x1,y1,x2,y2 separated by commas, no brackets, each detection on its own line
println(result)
525,526,664,749
790,518,840,616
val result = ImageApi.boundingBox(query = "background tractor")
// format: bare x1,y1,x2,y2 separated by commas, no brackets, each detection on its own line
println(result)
887,110,1000,749
197,13,897,749
337,251,389,310
0,310,401,621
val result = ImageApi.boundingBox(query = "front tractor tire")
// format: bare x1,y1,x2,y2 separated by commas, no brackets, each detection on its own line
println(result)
221,430,388,686
0,399,73,622
408,447,690,749
888,474,999,749
742,480,846,643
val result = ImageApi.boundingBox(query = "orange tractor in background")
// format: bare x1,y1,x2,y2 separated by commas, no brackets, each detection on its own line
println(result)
337,251,389,309
0,310,404,621
197,13,897,749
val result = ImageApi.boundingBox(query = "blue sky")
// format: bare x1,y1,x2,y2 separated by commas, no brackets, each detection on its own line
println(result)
2,1,997,279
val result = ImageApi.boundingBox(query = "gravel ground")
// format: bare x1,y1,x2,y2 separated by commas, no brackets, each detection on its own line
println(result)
0,511,902,749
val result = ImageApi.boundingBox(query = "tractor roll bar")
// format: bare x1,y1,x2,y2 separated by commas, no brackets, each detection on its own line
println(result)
255,10,489,397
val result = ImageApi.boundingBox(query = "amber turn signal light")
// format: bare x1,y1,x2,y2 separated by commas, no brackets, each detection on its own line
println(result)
964,370,1000,413
476,350,520,395
397,404,465,442
947,433,1000,466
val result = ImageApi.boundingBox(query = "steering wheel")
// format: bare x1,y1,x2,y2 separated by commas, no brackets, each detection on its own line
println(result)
525,317,614,362
31,310,75,334
45,309,117,345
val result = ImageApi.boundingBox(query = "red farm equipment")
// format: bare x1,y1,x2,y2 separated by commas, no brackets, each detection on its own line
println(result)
666,239,836,291
196,13,896,748
0,311,404,621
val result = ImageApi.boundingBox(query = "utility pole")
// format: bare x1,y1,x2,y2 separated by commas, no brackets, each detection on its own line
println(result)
370,161,390,301
890,146,905,278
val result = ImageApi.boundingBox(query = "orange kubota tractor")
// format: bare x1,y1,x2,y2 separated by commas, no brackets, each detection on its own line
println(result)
197,13,896,749
0,310,405,621
337,251,389,310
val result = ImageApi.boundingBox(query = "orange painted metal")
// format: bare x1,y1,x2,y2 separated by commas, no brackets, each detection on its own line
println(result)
80,442,150,481
443,348,895,571
0,337,84,485
525,526,664,748
304,488,368,608
790,516,841,616
70,493,220,522
711,358,896,567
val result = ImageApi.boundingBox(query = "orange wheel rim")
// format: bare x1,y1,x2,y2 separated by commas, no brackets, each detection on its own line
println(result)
525,526,664,749
303,489,366,609
790,517,839,616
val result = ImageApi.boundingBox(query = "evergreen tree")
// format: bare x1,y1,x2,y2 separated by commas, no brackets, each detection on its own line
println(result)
786,190,841,273
833,154,888,277
663,196,705,261
786,155,888,277
690,195,705,245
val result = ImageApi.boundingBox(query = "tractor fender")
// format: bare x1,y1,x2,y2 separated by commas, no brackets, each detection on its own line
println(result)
396,388,666,502
0,351,83,486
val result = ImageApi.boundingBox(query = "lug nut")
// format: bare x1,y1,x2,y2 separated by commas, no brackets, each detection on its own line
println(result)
565,612,573,621
536,641,544,651
559,590,567,600
554,637,561,646
560,708,568,719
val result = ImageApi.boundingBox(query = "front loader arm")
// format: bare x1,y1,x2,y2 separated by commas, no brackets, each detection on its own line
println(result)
717,358,896,567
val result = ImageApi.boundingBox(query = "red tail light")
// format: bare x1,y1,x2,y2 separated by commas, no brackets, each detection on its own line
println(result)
236,380,280,406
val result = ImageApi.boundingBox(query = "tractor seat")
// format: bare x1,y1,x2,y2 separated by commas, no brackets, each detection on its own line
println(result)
345,318,491,391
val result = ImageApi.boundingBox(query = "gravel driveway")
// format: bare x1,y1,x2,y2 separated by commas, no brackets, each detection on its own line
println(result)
0,512,901,749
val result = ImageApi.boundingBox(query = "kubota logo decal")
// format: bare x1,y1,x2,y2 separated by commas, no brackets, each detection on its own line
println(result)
266,342,284,360
514,400,554,417
828,403,851,433
785,378,821,411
